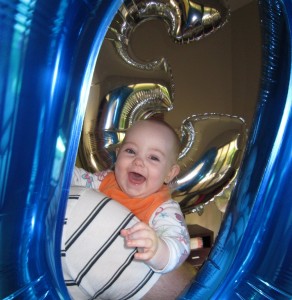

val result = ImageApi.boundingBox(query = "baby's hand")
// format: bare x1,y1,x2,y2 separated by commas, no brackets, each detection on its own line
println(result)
120,222,158,261
120,222,169,270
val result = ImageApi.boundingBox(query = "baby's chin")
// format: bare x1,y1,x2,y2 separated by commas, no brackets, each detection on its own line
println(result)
125,191,151,199
121,186,153,199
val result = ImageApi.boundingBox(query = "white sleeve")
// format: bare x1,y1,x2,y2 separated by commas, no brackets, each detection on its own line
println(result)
148,200,190,274
71,167,110,190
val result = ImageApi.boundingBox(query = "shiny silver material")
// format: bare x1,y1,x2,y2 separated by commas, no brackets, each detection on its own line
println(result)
108,0,230,72
78,83,173,171
171,113,247,214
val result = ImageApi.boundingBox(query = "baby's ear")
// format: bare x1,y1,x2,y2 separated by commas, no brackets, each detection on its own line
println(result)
165,164,180,184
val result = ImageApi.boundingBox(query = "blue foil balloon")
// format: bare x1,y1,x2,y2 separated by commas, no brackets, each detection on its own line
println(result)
180,0,292,298
0,0,122,298
1,0,292,299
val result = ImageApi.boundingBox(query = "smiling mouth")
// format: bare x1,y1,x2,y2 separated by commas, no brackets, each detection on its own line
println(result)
128,172,146,184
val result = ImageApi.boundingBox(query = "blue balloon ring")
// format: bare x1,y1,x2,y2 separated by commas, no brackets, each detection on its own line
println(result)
0,0,291,299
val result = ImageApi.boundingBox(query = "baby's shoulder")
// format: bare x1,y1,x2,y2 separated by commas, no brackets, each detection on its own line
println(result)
152,199,183,218
95,169,112,181
161,199,181,209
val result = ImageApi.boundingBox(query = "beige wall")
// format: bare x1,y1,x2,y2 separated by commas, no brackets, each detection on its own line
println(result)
130,14,233,129
231,2,261,128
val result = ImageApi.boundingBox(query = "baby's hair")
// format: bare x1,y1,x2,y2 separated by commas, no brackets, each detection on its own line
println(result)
129,118,181,160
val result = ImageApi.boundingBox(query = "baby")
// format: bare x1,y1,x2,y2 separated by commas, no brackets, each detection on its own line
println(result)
69,119,191,298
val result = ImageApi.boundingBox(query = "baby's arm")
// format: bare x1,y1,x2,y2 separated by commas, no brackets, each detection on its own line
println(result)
121,200,190,273
71,166,109,189
150,201,190,273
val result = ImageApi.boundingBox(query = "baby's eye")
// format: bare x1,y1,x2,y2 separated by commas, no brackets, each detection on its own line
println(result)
149,155,160,162
125,148,135,155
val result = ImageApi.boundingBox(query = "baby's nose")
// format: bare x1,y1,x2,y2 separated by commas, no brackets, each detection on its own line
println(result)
133,156,144,166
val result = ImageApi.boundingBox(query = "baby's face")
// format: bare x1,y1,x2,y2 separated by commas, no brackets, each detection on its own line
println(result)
115,121,180,198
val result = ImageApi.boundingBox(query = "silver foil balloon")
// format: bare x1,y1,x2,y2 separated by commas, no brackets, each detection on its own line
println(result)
108,0,230,71
78,83,173,171
170,113,247,214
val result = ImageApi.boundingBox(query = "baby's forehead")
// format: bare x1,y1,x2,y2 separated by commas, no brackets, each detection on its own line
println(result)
128,121,172,135
124,122,178,155
132,119,176,136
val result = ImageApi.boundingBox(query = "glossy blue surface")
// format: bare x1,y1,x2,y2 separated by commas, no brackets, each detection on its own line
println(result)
0,0,291,299
0,0,123,298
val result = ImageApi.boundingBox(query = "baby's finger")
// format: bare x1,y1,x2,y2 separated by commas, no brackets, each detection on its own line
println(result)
128,228,154,242
125,221,149,234
126,237,152,249
120,228,129,237
134,251,153,261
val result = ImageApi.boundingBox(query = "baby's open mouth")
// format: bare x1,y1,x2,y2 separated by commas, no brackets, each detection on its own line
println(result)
128,172,146,184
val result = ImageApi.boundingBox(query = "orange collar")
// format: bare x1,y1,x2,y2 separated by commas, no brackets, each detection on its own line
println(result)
99,172,170,223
